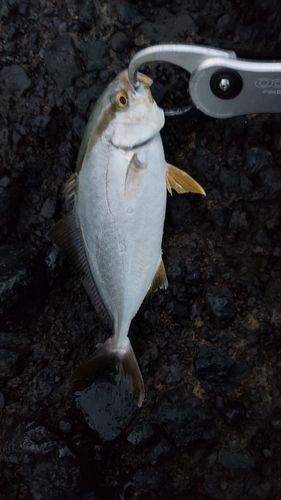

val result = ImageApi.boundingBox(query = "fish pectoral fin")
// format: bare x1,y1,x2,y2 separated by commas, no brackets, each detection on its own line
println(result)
145,258,168,301
47,212,112,328
63,173,77,205
70,338,145,407
166,163,206,196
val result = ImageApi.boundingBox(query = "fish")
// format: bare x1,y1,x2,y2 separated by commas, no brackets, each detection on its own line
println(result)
47,70,205,407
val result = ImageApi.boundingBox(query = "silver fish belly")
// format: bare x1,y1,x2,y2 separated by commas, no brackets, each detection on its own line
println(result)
48,70,205,407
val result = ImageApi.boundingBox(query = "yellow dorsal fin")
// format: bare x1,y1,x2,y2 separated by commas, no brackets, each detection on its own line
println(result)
145,259,168,301
166,164,206,196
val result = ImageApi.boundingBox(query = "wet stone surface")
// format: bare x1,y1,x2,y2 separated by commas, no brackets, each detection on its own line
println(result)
1,0,281,499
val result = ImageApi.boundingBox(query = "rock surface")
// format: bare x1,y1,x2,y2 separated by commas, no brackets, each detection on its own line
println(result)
1,0,281,499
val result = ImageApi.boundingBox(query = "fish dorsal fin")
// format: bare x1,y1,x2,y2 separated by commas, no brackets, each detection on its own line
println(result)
145,258,168,301
166,164,206,196
47,212,112,328
63,173,77,205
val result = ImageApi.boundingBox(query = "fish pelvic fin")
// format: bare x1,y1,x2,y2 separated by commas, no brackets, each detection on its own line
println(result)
70,338,145,407
166,163,206,196
145,258,168,301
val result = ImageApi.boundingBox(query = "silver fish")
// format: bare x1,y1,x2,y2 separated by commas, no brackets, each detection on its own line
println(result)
48,70,205,406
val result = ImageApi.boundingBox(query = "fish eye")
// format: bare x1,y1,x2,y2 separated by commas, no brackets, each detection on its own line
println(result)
114,92,129,109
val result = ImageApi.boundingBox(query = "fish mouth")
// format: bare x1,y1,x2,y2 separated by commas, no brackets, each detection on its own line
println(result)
110,131,158,151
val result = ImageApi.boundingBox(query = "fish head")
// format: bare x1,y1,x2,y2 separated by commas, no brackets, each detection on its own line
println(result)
103,70,165,149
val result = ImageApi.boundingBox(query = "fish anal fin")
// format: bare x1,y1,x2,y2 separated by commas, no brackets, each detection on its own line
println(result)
166,164,206,196
145,258,168,301
63,173,77,205
70,338,145,407
47,212,112,327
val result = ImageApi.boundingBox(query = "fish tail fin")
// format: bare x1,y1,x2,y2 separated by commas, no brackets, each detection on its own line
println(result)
69,338,145,407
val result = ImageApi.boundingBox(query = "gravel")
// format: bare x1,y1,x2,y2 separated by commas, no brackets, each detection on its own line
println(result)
1,0,281,499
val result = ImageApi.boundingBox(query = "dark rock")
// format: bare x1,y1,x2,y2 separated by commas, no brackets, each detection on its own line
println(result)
77,0,97,29
185,264,202,286
0,349,22,378
205,286,236,328
229,210,249,233
216,13,235,35
166,195,192,227
246,148,272,175
32,114,54,138
0,185,22,239
165,259,184,282
1,0,30,21
0,65,32,95
122,468,171,499
0,243,48,326
209,206,230,233
59,418,73,434
259,168,281,196
40,196,57,219
240,174,254,194
110,31,133,52
0,391,5,409
206,263,216,281
126,421,155,446
79,41,108,71
72,115,86,138
219,168,240,191
30,368,54,399
194,345,251,391
218,448,255,475
148,438,174,465
44,36,81,88
3,422,80,499
73,369,138,441
116,2,135,25
153,390,217,448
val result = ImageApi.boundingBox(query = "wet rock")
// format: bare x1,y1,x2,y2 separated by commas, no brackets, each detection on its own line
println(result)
153,390,217,448
218,448,255,475
79,41,108,71
44,36,81,88
194,345,251,391
59,418,73,434
0,243,48,326
73,369,138,441
246,148,272,175
3,422,80,499
205,286,236,328
110,31,132,52
0,65,32,95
